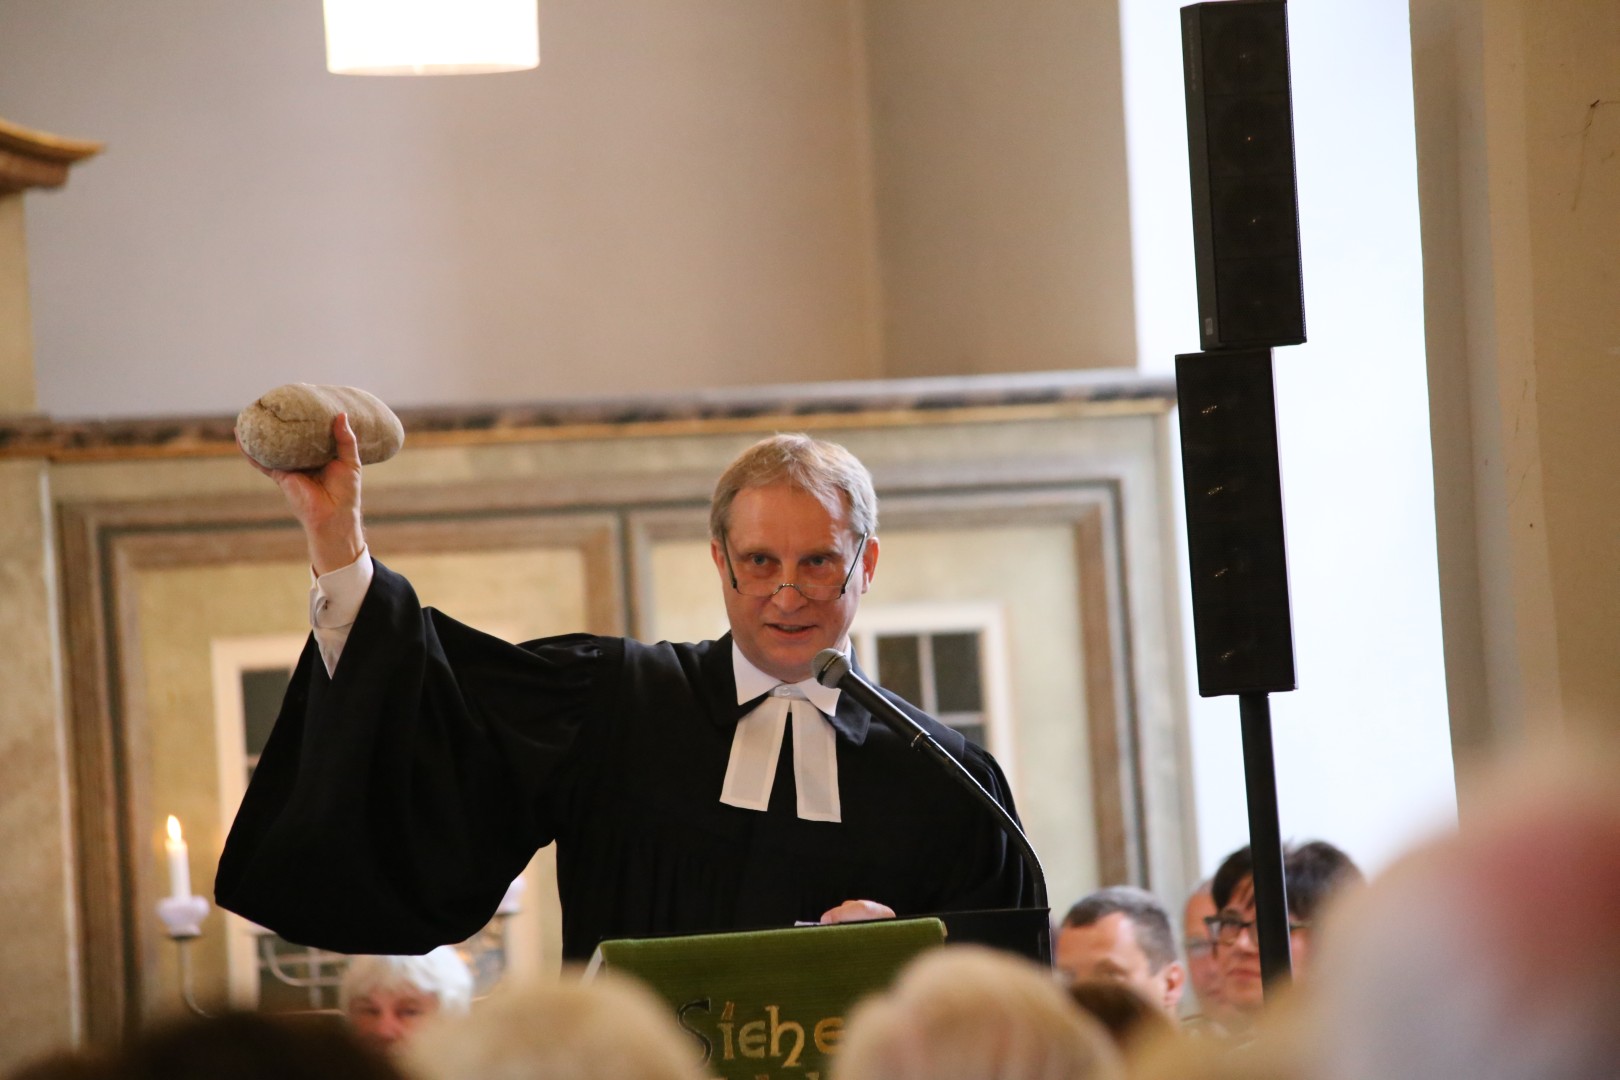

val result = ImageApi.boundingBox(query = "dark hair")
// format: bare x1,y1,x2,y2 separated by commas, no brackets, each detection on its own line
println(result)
1060,885,1178,972
1211,839,1364,921
4,1050,119,1080
1066,979,1174,1051
115,1011,404,1080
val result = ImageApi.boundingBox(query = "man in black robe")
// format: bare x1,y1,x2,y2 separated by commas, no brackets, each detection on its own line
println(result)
217,422,1034,960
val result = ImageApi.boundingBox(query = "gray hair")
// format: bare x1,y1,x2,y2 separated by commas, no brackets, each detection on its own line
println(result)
339,946,474,1016
834,945,1123,1080
709,433,877,542
1062,886,1179,973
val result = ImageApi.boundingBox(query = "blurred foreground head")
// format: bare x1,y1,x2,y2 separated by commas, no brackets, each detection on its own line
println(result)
1310,752,1620,1080
404,973,707,1080
833,946,1123,1080
112,1011,401,1080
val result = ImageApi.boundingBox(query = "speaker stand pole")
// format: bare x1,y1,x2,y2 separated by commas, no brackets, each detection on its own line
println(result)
1239,691,1292,991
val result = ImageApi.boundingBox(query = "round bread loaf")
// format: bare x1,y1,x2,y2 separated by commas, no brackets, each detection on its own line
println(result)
236,383,405,471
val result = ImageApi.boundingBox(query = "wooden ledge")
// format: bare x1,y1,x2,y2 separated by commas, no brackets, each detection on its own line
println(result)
0,117,103,194
0,370,1176,463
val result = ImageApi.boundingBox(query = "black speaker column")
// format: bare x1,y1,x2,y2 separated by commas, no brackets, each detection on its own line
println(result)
1177,0,1302,995
1175,348,1294,697
1182,0,1305,349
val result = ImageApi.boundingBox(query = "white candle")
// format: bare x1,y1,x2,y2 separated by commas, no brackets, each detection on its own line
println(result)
164,815,192,900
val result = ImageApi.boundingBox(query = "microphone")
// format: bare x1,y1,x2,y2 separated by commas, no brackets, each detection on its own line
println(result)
814,648,1048,909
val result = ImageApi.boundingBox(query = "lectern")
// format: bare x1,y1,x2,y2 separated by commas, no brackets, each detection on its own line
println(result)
590,918,942,1080
589,909,1050,1080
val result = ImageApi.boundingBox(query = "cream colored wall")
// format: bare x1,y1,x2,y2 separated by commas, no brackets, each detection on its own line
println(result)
1410,0,1620,782
134,561,312,1021
0,0,1136,418
864,0,1137,376
866,526,1096,910
0,1,883,416
0,461,79,1065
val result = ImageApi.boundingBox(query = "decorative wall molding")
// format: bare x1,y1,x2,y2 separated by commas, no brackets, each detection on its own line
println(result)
3,371,1174,461
0,117,102,194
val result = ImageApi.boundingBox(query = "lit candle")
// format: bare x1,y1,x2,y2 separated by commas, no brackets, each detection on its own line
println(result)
164,815,192,900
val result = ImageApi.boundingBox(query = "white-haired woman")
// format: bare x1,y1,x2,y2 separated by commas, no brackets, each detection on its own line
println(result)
340,946,473,1054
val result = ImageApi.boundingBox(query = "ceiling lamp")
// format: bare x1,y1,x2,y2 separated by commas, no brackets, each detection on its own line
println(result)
323,0,539,76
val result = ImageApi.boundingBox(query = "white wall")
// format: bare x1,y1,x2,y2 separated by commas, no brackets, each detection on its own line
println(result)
0,0,883,416
0,0,1139,420
1120,0,1458,878
864,0,1137,375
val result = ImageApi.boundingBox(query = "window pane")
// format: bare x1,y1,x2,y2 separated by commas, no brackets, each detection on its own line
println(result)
933,633,983,712
876,635,923,706
258,938,342,1012
242,668,292,758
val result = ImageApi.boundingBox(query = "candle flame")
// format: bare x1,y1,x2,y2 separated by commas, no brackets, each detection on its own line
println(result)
166,815,183,843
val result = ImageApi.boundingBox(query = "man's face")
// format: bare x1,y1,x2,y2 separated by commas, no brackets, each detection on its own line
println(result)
1214,876,1265,1013
1183,888,1226,1016
1055,912,1185,1014
346,986,439,1052
712,482,879,684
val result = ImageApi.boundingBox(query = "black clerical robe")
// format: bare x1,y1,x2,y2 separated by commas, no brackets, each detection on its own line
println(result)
216,560,1033,960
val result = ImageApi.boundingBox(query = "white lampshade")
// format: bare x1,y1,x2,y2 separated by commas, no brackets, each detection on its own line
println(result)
323,0,539,76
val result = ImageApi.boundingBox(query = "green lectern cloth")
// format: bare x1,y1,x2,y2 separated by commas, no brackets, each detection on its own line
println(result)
589,917,946,1079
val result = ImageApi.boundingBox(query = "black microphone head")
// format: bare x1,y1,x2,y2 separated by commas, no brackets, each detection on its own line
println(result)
814,648,850,688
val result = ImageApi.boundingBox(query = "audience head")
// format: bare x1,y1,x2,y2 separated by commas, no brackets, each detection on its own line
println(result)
340,946,473,1053
1066,978,1175,1056
405,972,708,1080
1308,754,1620,1080
2,1051,118,1080
1181,880,1230,1024
111,1010,403,1080
834,944,1123,1080
1056,886,1185,1016
1209,840,1362,1016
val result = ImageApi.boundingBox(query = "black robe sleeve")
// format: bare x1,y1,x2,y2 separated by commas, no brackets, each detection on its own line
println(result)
215,559,614,954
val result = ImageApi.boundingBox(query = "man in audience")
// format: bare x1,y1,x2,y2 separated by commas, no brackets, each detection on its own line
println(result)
340,946,473,1055
1181,879,1237,1030
1207,840,1362,1025
1055,886,1185,1018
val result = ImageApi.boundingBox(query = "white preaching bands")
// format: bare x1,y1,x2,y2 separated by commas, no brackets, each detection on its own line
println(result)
309,550,847,823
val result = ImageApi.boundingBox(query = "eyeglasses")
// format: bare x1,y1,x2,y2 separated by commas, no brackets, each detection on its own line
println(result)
722,533,868,602
1203,913,1312,948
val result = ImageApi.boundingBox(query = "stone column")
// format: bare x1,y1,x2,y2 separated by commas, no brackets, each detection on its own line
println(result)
1412,0,1620,785
0,120,101,1070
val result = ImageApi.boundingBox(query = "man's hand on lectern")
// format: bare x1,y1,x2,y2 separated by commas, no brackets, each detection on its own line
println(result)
819,899,897,925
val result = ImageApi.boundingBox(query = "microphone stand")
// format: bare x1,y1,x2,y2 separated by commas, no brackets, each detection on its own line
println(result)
814,649,1049,911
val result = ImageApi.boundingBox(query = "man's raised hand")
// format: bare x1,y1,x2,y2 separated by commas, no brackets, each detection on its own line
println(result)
241,413,366,575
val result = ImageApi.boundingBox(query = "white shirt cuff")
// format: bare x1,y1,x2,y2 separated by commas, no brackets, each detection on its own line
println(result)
309,548,373,677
